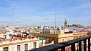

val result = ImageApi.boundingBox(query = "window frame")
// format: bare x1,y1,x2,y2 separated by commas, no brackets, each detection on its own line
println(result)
25,44,28,51
17,45,21,51
3,47,8,51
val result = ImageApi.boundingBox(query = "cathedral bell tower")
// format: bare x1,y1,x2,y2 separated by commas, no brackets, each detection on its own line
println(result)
64,19,68,28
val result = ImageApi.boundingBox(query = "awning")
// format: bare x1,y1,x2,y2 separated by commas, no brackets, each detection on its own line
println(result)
39,37,45,40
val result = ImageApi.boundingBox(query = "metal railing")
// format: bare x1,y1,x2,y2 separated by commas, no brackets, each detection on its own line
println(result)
28,36,91,51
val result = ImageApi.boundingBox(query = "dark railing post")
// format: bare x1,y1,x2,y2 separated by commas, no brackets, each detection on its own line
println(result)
71,43,75,51
84,39,86,51
61,47,65,51
88,38,90,51
79,41,82,51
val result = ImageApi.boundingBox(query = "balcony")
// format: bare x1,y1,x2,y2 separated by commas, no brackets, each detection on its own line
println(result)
28,36,91,51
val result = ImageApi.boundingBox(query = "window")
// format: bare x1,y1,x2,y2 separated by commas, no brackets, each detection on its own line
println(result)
25,44,28,51
17,45,20,51
33,42,36,48
3,47,8,51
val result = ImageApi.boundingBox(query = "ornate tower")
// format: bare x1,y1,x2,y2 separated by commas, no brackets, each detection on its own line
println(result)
64,19,68,28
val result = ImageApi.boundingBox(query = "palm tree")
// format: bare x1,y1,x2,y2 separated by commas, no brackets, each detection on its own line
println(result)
3,35,7,39
3,35,7,41
9,34,13,39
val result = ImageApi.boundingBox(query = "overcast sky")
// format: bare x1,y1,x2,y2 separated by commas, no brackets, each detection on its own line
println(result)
0,0,91,26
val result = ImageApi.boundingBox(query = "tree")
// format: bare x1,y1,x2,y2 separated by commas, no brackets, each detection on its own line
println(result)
9,34,13,38
3,35,7,39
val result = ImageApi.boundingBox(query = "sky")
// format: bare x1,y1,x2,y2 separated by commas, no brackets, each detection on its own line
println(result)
0,0,91,26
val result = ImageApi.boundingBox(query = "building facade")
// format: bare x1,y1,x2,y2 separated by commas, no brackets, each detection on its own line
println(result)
0,38,40,51
31,32,85,51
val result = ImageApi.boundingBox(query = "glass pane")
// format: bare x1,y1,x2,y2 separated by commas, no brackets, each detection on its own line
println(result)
33,42,36,48
3,47,8,51
25,44,28,51
17,45,20,51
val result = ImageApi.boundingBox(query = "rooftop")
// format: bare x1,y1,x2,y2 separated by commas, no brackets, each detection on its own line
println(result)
0,34,39,45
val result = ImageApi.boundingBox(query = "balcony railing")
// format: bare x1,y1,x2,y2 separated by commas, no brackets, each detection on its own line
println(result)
28,36,91,51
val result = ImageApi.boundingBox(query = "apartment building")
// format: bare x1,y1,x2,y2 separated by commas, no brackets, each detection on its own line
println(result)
0,35,40,51
31,32,85,51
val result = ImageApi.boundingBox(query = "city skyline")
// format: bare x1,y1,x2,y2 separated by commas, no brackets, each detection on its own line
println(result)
0,0,91,26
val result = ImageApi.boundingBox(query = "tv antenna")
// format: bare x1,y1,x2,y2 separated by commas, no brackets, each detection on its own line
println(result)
11,7,13,26
54,9,56,34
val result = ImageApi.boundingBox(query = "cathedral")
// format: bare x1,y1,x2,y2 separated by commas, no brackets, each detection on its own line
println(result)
64,19,83,28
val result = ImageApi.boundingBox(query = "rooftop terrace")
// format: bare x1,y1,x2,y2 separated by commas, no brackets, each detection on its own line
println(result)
29,36,91,51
